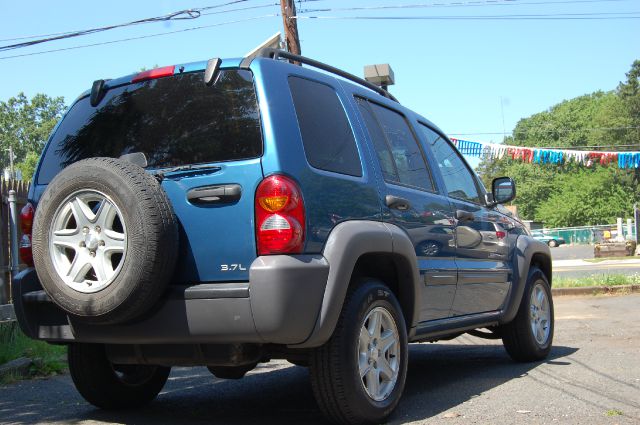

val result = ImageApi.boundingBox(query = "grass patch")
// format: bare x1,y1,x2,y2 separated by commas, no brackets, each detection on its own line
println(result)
584,256,640,263
553,273,640,288
605,409,623,417
0,320,67,384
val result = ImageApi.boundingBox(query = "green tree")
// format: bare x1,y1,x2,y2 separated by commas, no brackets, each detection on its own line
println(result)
16,151,41,182
476,60,640,226
536,167,636,227
0,92,66,177
616,60,640,158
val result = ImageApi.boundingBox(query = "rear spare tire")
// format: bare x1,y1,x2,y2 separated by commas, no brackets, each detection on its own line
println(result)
32,157,178,324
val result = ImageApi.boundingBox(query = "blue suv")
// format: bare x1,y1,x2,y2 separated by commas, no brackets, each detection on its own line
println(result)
14,49,554,424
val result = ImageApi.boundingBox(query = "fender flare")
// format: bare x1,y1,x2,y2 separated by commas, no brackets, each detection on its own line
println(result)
293,220,421,348
500,235,552,325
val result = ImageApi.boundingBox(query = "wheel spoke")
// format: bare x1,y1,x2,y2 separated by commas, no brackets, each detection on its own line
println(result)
67,253,92,283
368,310,381,338
366,368,379,396
70,196,96,226
51,229,82,250
380,329,396,353
536,287,545,307
103,229,125,253
379,357,394,380
360,363,371,379
95,200,116,229
536,324,544,343
91,255,109,282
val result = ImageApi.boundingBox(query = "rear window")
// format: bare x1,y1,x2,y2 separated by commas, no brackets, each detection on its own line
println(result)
37,69,262,185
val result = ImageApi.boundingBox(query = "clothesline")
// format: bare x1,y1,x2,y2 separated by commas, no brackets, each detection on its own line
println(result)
450,138,640,169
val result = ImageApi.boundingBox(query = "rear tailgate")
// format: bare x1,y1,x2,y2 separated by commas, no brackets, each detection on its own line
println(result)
33,67,264,283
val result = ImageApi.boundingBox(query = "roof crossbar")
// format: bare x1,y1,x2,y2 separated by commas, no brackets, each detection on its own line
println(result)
240,48,398,103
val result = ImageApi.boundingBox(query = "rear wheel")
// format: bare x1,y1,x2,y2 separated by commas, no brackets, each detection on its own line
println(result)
548,240,558,248
309,279,408,424
501,267,554,362
68,343,170,409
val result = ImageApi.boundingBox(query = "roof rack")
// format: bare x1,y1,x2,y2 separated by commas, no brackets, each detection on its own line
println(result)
240,48,399,103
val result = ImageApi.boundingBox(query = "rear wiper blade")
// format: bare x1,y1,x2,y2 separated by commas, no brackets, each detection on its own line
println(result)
154,164,222,181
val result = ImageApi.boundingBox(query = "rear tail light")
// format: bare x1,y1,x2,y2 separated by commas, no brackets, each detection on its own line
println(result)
19,235,33,266
255,175,305,255
132,65,175,83
496,231,506,240
20,202,35,266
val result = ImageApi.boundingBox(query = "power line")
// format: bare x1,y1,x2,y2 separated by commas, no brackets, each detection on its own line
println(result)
0,15,277,61
294,12,640,20
0,0,267,48
299,0,633,13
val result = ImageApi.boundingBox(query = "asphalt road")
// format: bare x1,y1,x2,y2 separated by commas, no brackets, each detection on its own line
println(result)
550,244,640,279
1,294,639,424
550,245,595,261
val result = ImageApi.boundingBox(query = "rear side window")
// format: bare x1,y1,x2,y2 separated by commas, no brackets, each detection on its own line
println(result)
357,98,434,191
289,77,362,177
38,69,262,185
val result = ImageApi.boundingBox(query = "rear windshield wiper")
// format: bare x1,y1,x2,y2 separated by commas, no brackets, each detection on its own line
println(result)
153,164,222,181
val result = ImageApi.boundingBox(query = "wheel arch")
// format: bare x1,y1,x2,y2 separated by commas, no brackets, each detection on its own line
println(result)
293,221,421,348
500,235,552,325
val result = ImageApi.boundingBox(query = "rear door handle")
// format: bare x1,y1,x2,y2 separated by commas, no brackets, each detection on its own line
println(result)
455,210,475,221
385,195,411,211
187,184,242,205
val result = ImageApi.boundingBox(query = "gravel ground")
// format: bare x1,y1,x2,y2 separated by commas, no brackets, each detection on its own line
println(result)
1,294,638,425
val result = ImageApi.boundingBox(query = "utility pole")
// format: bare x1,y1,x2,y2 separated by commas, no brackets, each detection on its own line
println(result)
280,0,301,56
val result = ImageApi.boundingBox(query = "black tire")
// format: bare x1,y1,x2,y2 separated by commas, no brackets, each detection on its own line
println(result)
501,267,554,362
548,240,558,248
68,343,170,409
309,279,408,425
32,157,178,324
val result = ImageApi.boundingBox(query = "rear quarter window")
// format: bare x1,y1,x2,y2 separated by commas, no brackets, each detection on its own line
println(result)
288,76,362,177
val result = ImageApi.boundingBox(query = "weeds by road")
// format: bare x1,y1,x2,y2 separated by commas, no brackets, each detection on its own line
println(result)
554,273,640,288
0,321,66,385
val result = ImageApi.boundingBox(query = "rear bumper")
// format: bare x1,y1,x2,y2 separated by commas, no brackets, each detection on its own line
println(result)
12,255,329,346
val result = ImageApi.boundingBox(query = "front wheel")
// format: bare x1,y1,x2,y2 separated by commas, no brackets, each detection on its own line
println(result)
548,240,558,248
68,343,170,409
501,267,554,362
309,279,408,424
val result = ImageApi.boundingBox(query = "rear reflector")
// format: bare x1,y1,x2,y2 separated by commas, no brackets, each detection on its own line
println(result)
496,231,506,240
132,65,175,83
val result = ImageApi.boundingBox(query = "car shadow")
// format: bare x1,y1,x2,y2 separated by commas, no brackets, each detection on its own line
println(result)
398,342,578,422
0,343,578,425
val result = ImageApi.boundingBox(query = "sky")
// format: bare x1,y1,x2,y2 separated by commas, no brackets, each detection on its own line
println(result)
0,0,638,149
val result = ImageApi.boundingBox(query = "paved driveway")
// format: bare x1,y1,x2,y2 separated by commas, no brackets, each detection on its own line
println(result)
1,294,639,424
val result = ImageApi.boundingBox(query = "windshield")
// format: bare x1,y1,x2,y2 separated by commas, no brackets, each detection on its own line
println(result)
37,69,262,185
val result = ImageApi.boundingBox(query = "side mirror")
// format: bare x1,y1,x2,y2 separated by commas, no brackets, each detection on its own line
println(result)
491,177,516,205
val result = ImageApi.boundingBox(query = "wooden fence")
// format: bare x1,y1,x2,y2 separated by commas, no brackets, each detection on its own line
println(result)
1,178,30,303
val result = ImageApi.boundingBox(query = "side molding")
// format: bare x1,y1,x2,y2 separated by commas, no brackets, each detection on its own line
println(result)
293,220,421,348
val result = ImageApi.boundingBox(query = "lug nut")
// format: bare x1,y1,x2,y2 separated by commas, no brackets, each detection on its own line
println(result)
99,240,105,246
79,241,85,247
89,251,96,257
82,227,89,234
95,226,101,233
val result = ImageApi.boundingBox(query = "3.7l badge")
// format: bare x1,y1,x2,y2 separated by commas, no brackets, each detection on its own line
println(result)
220,264,247,271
